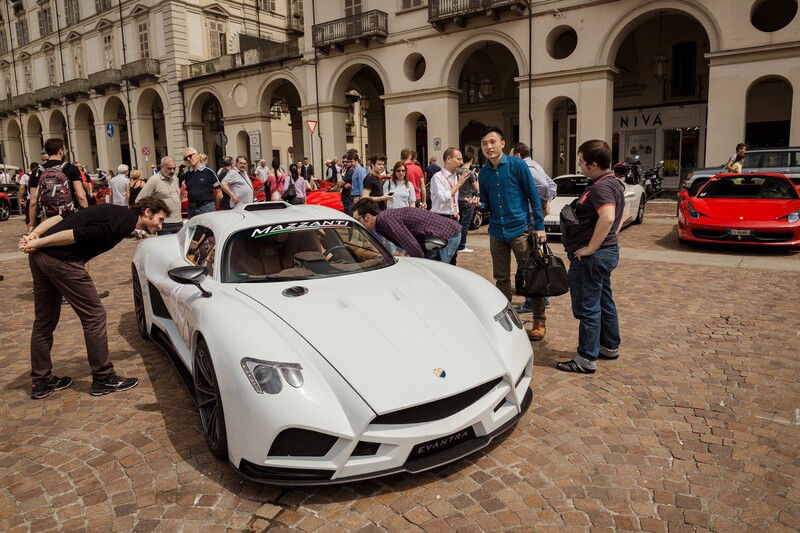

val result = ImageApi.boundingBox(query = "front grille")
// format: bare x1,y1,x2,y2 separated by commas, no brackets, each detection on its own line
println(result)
372,378,503,425
268,428,337,457
692,229,793,243
752,231,792,242
692,229,728,240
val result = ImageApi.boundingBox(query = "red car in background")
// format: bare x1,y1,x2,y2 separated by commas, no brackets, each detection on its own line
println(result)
306,180,344,212
677,173,800,247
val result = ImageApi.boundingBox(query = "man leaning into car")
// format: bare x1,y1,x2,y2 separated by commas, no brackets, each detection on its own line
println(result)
19,197,170,399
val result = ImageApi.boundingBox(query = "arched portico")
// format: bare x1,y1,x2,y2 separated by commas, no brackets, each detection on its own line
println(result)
5,119,25,169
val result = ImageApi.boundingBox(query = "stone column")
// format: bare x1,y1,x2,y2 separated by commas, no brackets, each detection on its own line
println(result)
94,122,113,171
131,115,156,170
705,63,746,165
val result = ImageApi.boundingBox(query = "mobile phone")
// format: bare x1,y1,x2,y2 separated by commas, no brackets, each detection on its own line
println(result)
387,191,394,196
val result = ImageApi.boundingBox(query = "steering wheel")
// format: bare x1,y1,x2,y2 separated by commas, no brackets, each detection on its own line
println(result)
323,244,347,256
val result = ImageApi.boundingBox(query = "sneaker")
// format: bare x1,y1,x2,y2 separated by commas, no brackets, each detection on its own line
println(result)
91,373,139,396
556,360,596,374
514,302,532,314
460,248,474,253
31,375,73,399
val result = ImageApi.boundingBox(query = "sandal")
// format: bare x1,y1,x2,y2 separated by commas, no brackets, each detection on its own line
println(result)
556,360,595,374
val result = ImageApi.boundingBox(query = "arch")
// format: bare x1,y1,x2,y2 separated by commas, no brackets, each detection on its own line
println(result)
258,72,306,109
187,87,227,124
134,86,169,118
745,75,793,148
47,108,68,135
746,74,793,93
404,112,429,168
328,55,391,104
235,130,249,158
5,116,21,139
598,1,722,65
102,95,128,123
26,113,43,136
134,87,168,162
441,30,527,88
5,118,24,168
73,103,99,171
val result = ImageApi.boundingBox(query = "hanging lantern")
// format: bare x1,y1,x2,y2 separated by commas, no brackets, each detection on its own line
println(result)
652,51,669,80
279,98,290,114
479,77,494,98
360,95,370,112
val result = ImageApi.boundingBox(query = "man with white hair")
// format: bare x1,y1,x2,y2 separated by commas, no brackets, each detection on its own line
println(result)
138,156,183,232
109,164,130,206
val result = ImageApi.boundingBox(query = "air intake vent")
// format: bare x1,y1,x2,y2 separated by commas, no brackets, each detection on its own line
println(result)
244,201,290,211
268,428,337,457
372,378,503,425
147,282,172,319
351,441,380,457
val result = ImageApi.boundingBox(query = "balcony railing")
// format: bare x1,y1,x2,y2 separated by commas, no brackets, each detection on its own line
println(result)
12,92,35,110
428,0,527,29
288,14,304,34
121,58,161,84
312,10,388,53
185,41,301,78
35,85,61,105
61,78,90,99
88,68,122,93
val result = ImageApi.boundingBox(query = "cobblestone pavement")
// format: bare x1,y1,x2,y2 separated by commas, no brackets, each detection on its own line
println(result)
0,206,799,532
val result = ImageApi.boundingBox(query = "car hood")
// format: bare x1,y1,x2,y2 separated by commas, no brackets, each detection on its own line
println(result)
544,196,577,223
235,261,506,415
693,198,800,221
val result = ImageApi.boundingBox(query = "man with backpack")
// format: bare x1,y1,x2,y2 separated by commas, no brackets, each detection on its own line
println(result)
27,138,88,234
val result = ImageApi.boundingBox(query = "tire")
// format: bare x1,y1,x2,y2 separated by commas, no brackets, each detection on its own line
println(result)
194,338,228,459
0,200,9,222
131,264,149,339
470,209,483,230
633,196,646,224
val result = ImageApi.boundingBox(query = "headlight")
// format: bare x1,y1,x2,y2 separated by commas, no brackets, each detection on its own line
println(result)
494,303,523,332
787,212,799,223
241,357,304,394
688,202,701,219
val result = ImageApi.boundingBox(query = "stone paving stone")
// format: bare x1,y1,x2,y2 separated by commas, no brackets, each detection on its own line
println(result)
0,216,798,531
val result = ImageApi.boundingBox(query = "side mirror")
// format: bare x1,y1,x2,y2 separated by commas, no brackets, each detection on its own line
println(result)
678,190,689,200
168,266,212,297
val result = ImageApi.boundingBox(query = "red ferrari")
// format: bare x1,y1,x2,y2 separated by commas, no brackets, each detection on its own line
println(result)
677,173,800,247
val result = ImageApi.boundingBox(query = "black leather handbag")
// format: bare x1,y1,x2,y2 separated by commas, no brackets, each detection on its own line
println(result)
515,240,569,297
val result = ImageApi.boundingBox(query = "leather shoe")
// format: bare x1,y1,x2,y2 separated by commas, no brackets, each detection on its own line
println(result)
526,321,546,341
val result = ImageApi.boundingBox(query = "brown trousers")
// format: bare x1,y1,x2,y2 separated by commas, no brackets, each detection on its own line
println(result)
29,252,114,382
489,231,546,322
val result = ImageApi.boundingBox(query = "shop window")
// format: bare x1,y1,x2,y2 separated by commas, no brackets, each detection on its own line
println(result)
750,0,797,32
670,42,697,98
547,26,577,60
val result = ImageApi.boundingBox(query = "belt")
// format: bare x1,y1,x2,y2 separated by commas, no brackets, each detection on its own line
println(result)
189,201,213,207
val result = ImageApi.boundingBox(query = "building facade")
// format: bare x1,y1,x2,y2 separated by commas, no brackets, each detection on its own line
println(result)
2,0,799,182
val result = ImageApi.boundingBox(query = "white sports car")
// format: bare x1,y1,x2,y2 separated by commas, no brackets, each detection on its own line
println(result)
544,174,647,235
132,202,533,485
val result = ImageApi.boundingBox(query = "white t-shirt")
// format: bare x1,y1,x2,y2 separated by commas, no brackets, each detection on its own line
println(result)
110,174,129,206
223,169,254,206
0,172,7,184
18,174,29,199
383,180,415,209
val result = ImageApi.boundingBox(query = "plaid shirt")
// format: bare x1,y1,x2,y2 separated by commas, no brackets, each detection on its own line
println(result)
376,207,461,258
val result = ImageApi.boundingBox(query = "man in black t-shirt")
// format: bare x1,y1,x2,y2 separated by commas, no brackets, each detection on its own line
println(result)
557,140,625,375
27,138,88,233
362,153,392,210
19,197,170,399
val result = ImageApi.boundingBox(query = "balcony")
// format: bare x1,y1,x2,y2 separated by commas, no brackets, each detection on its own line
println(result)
35,85,61,106
61,78,90,99
428,0,528,30
12,92,35,110
121,58,161,85
312,10,388,54
88,68,122,94
287,14,304,34
184,41,300,79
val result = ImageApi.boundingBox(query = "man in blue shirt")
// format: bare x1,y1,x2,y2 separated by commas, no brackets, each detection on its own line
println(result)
350,151,368,202
478,127,548,341
182,147,221,217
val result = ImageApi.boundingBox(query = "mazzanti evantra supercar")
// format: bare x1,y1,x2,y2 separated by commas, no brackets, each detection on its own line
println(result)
132,201,533,485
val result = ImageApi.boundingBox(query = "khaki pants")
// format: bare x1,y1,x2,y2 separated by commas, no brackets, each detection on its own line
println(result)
29,253,114,382
489,231,546,322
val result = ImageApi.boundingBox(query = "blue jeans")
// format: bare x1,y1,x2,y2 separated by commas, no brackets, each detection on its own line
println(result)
438,233,462,264
457,202,474,251
188,202,214,218
567,246,620,366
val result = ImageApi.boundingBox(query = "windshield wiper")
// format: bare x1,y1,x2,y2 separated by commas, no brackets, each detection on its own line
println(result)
235,274,312,282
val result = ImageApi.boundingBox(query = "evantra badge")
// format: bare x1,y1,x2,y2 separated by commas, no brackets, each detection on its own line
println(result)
433,368,446,378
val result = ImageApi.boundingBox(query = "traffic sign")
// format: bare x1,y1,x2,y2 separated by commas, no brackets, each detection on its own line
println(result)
141,146,151,157
306,120,318,135
105,122,114,138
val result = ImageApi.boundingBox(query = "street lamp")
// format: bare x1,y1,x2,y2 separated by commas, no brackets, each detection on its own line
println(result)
279,98,290,114
479,77,494,99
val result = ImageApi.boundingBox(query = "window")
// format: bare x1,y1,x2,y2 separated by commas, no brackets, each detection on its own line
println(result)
670,42,697,98
2,71,11,98
16,18,29,46
103,33,115,68
345,0,362,17
23,61,32,92
47,53,57,85
187,226,217,276
95,0,112,13
38,6,53,37
292,0,304,16
72,45,83,78
208,20,227,58
401,0,425,9
137,20,150,58
65,0,80,25
0,27,7,54
258,0,277,11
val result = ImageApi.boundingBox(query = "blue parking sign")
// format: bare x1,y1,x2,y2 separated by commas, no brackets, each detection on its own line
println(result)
106,122,114,138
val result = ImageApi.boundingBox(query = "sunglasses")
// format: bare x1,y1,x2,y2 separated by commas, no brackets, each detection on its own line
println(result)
183,153,197,162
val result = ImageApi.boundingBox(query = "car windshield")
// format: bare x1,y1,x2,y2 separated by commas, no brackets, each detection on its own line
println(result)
699,176,799,199
744,150,800,168
555,176,589,196
223,219,395,283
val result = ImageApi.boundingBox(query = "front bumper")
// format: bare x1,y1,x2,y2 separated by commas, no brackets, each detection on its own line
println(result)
238,388,533,485
678,217,800,246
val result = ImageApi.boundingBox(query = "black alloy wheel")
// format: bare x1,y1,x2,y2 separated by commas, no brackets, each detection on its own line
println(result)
633,196,646,224
0,200,9,221
193,339,228,459
131,265,149,339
